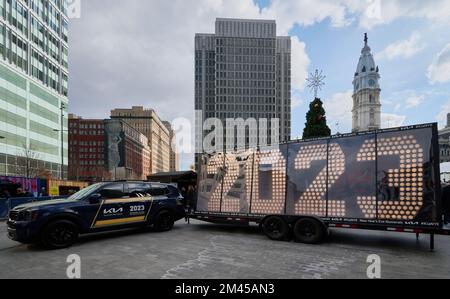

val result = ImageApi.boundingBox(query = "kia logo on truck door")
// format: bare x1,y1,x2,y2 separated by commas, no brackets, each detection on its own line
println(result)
104,208,123,215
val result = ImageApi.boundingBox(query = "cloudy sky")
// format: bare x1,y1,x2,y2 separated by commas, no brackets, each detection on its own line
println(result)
68,0,450,169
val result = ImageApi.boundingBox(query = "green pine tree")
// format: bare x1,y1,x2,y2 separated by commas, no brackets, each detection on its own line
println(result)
302,98,331,139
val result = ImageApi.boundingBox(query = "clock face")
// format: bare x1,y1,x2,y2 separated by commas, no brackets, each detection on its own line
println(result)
369,79,376,87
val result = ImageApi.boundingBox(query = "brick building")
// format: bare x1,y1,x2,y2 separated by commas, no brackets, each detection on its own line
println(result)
68,115,151,182
68,114,107,182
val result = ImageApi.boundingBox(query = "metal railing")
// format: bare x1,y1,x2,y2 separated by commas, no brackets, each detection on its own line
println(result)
0,196,68,220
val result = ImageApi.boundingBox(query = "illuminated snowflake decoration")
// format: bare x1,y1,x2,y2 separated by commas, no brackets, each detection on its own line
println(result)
306,69,326,99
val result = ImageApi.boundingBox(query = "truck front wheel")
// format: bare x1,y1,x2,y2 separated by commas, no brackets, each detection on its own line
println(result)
262,216,289,241
293,218,325,244
41,220,79,249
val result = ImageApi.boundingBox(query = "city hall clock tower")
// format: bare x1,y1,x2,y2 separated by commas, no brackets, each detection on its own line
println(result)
352,33,381,132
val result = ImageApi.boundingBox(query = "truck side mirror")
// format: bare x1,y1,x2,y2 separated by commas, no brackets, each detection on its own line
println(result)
89,193,102,204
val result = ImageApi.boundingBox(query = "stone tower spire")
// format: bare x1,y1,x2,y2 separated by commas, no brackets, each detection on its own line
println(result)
352,33,381,132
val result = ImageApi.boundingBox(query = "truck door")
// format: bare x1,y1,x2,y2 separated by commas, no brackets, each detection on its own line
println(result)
124,183,154,223
91,182,149,229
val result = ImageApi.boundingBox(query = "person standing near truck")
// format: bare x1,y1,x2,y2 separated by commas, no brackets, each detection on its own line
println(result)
442,184,450,224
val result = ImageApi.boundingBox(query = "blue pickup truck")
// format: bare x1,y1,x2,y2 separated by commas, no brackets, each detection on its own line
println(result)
6,181,185,249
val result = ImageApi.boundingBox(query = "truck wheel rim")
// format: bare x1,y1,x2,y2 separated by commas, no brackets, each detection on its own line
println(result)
49,224,75,246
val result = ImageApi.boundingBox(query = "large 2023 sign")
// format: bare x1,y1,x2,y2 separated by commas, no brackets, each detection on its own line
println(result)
197,126,435,222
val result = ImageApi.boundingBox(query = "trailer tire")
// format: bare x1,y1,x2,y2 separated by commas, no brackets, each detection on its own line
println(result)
262,216,289,241
293,218,325,244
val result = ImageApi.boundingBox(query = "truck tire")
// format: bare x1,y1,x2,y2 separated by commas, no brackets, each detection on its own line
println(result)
154,210,174,232
262,216,289,241
41,220,79,249
293,218,325,244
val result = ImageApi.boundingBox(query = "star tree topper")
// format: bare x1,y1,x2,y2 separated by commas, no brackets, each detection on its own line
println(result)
306,69,326,99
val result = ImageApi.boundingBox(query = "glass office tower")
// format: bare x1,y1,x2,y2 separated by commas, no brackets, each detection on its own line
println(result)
195,18,291,155
0,0,69,179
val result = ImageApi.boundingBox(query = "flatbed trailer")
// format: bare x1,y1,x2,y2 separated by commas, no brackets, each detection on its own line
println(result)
190,123,450,251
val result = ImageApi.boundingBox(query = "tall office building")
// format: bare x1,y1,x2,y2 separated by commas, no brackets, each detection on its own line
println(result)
163,121,179,172
195,18,291,154
0,0,69,179
111,106,171,174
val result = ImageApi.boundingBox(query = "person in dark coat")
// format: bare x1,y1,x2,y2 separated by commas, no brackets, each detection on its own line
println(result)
442,184,450,224
0,188,10,199
185,185,195,213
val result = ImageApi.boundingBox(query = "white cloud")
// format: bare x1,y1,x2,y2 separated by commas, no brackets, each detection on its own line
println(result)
291,36,311,91
377,32,425,60
427,43,450,84
323,90,353,133
262,0,353,34
381,113,406,128
405,94,425,108
357,0,450,29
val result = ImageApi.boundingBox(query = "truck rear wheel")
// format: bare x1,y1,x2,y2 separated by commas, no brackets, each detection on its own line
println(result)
153,210,174,232
41,220,79,249
293,218,325,244
262,216,289,241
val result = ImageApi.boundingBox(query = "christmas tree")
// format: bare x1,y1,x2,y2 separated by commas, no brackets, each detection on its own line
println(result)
302,98,331,139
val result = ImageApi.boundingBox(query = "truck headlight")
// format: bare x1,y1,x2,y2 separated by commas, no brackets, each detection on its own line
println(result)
22,210,40,222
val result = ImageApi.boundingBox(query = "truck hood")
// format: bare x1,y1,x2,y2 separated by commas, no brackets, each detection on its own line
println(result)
15,198,79,210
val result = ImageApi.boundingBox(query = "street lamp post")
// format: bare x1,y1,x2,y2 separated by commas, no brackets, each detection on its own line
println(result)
54,103,67,180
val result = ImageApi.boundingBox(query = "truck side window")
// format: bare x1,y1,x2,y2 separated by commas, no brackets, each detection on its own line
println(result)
127,183,151,198
149,186,170,197
99,183,125,199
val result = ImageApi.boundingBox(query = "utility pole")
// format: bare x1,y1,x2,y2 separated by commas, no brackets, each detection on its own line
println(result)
61,103,65,180
54,103,67,180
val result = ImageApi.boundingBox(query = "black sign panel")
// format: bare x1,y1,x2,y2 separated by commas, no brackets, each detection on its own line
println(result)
196,124,441,226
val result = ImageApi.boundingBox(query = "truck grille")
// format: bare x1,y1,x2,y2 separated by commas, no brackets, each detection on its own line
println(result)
9,210,19,221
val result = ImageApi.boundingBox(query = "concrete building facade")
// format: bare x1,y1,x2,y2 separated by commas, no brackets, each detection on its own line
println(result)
163,121,179,172
0,0,69,179
439,113,450,163
195,18,291,154
111,106,171,174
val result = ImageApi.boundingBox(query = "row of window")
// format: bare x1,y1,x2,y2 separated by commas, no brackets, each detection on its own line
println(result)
70,123,105,129
217,63,276,72
8,0,69,42
216,38,275,48
216,88,276,96
0,23,68,96
216,80,276,88
70,140,105,146
70,129,104,136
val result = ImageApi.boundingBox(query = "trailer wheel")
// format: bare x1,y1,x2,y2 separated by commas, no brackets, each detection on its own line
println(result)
293,218,325,244
262,216,289,241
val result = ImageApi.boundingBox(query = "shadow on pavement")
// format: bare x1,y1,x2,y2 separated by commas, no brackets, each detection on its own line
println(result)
191,221,434,252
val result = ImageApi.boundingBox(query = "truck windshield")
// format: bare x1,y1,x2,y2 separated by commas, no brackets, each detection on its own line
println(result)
68,183,105,201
